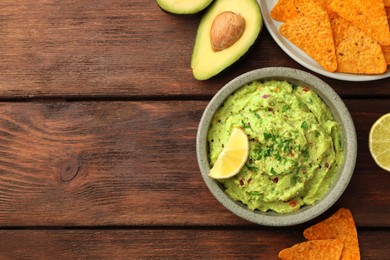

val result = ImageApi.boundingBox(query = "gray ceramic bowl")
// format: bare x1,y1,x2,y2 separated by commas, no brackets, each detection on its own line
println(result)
196,67,357,226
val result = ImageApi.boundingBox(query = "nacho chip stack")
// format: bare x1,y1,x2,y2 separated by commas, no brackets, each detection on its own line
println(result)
271,0,390,74
278,208,360,259
303,208,360,260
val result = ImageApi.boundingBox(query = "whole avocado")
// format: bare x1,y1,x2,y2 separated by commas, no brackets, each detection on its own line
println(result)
156,0,214,15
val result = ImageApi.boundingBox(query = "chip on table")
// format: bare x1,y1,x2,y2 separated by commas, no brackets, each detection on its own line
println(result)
303,208,360,260
278,239,344,260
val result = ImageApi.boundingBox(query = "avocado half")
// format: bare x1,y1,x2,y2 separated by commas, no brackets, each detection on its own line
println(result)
156,0,214,15
191,0,262,80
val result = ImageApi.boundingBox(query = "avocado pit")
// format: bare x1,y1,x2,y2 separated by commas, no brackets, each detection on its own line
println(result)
210,11,246,52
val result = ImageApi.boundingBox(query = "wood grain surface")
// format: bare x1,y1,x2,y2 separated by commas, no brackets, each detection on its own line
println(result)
0,229,388,259
0,0,389,99
0,100,389,227
1,0,390,258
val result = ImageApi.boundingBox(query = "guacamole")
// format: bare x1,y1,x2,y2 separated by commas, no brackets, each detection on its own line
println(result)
208,80,344,213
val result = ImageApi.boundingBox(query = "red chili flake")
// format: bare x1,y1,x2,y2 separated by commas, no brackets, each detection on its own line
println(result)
303,87,310,92
289,151,294,157
248,178,252,184
272,177,279,183
289,200,297,207
268,107,274,112
262,94,270,99
239,179,244,186
325,162,330,168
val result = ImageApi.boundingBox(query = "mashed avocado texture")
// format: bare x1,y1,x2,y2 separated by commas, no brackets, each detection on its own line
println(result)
208,80,344,213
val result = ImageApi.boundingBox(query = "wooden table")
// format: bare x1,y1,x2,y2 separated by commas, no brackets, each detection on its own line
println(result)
1,1,389,259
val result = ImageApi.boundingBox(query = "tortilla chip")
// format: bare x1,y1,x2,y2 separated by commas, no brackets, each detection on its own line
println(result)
303,208,360,260
294,0,334,16
271,0,298,22
382,45,390,52
386,7,390,27
271,0,333,22
384,51,390,65
330,14,387,74
329,0,390,45
385,0,390,7
279,1,337,72
278,239,343,260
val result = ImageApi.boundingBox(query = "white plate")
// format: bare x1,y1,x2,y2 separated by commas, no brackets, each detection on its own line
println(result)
257,0,390,81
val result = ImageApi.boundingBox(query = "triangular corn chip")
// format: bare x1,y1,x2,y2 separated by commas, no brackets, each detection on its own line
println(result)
303,208,360,260
278,239,343,260
271,0,298,22
383,52,390,65
329,0,390,45
280,1,337,72
330,14,387,74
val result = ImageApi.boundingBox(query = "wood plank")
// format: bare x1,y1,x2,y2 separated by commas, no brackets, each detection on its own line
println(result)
0,100,389,227
0,229,388,259
0,1,389,99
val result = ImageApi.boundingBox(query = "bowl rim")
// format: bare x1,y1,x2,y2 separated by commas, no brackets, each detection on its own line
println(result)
196,67,357,226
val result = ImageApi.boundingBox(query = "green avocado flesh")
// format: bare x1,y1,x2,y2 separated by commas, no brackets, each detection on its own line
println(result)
191,0,262,80
156,0,213,14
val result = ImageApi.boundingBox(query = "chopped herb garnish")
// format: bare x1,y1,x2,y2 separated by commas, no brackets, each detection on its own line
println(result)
290,160,299,167
264,147,273,157
291,174,302,185
241,119,251,129
251,191,261,196
263,132,272,140
301,121,309,129
246,163,258,172
283,140,291,154
255,113,261,120
282,104,290,112
302,150,309,158
270,167,279,175
253,145,263,160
